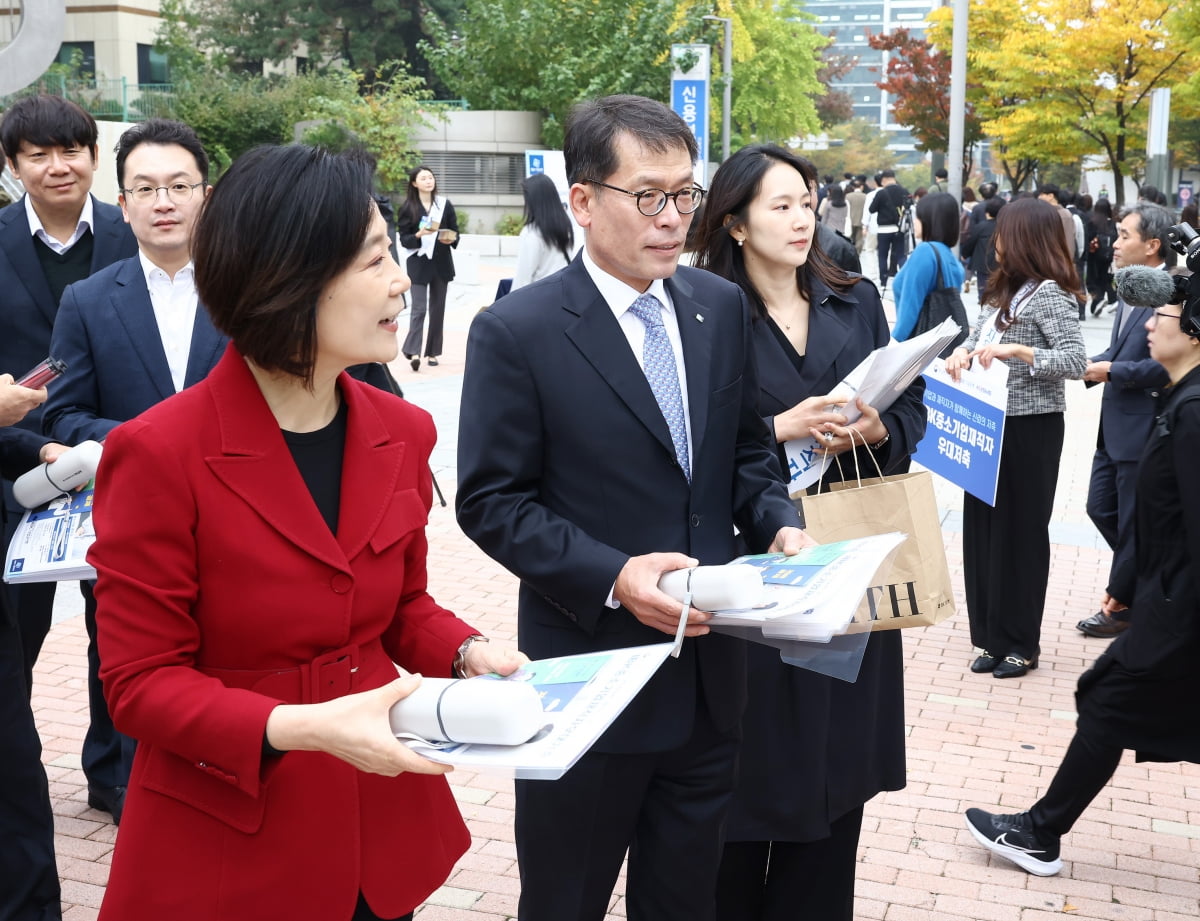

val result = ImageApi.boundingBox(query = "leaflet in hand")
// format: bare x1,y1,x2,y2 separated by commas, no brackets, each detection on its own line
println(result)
398,644,673,780
783,317,961,495
4,486,97,584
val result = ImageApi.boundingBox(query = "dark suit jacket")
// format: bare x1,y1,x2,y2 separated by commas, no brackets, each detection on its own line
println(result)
0,196,138,437
91,347,475,920
42,256,227,444
456,257,801,754
397,200,459,285
1092,297,1170,463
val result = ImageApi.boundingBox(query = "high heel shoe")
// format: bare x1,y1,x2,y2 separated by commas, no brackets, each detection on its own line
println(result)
993,654,1038,679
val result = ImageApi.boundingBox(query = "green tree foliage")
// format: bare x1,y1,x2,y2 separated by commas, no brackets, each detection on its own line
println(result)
800,119,895,178
716,0,824,146
814,34,857,130
187,0,463,88
423,0,705,147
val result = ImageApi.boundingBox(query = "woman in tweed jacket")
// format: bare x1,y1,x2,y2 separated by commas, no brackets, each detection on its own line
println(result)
946,198,1087,678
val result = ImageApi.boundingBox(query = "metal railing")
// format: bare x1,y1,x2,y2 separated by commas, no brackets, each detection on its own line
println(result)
0,78,176,122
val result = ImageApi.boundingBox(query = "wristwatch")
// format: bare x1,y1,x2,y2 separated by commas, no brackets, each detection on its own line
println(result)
453,635,489,678
869,432,890,451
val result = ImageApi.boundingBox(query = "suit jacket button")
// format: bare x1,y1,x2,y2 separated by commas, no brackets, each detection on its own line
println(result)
330,573,353,594
690,514,702,527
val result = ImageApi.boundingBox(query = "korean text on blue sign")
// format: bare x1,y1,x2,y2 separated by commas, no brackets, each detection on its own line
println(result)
912,367,1006,506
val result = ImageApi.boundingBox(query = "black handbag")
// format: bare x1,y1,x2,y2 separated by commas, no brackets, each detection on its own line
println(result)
912,246,969,357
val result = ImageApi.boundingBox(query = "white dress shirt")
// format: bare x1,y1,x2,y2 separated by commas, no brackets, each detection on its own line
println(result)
25,194,94,253
140,252,199,393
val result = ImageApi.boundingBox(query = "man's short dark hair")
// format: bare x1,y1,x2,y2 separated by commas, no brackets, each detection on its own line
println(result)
984,196,1005,218
1119,201,1177,266
193,145,376,384
1037,182,1060,198
0,95,98,163
564,95,698,187
880,169,896,179
114,118,210,189
979,181,998,200
935,168,948,179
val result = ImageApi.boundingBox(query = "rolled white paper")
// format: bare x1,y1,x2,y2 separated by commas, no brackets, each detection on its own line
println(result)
389,675,546,746
658,564,765,612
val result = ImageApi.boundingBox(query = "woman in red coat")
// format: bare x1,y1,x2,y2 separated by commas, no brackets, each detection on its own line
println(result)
89,145,525,921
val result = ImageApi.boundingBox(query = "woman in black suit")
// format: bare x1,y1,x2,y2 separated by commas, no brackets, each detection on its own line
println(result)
397,165,458,371
693,145,928,920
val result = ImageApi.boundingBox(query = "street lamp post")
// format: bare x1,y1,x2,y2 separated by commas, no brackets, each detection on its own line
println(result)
702,14,732,164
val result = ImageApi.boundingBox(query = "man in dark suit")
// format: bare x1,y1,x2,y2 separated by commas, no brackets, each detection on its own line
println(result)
1078,201,1173,637
0,376,65,921
41,119,222,824
0,96,138,837
456,95,808,921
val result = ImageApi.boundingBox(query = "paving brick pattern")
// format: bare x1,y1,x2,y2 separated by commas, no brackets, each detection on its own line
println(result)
33,256,1198,919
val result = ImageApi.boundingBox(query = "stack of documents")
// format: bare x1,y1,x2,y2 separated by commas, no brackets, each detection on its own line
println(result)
4,487,97,584
707,533,907,642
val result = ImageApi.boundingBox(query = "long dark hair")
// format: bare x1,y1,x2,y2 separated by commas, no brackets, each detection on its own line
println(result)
691,144,856,320
522,173,573,261
985,198,1081,329
400,164,437,225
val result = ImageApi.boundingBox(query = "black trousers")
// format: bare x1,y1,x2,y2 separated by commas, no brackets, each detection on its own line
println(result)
514,699,739,921
1085,446,1139,610
402,277,449,359
876,232,907,287
80,581,136,793
715,805,865,921
1030,731,1123,838
0,607,60,921
964,412,1064,661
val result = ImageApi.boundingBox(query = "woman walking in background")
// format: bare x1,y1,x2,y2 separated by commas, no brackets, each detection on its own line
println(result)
398,165,458,370
946,198,1087,679
890,191,965,342
1087,198,1118,316
817,182,850,239
511,173,574,291
693,144,927,921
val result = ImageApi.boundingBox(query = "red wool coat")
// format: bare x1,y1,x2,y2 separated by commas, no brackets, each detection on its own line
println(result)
90,347,476,920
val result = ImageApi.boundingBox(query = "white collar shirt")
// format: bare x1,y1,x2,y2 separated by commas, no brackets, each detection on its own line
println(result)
26,194,94,254
139,251,199,393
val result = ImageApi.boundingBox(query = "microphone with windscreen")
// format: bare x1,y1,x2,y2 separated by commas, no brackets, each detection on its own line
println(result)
1113,266,1186,308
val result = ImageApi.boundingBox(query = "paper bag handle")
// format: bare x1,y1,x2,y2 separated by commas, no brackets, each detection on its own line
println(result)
816,426,885,492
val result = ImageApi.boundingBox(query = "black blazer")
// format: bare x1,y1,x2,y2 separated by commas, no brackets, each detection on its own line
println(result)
456,256,801,753
397,200,459,285
0,196,138,437
43,256,228,444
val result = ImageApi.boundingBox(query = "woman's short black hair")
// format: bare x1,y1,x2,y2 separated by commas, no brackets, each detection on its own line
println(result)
915,191,960,247
193,145,375,384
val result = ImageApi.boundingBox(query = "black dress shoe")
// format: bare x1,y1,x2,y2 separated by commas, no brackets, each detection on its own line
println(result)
993,655,1038,679
410,357,420,372
87,784,126,825
1077,610,1130,638
427,357,439,367
970,651,998,673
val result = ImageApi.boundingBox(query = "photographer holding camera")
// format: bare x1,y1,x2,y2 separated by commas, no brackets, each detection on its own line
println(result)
964,229,1200,878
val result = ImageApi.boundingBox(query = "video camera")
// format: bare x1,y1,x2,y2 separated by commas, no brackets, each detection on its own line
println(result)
1167,223,1200,337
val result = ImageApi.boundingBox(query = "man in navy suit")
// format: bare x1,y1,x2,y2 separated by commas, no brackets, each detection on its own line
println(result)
43,119,224,824
1078,201,1173,637
456,95,808,921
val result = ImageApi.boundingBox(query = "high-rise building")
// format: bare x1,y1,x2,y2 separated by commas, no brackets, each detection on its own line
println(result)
809,0,941,160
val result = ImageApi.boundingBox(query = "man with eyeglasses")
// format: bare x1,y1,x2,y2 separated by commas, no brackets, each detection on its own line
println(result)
457,94,807,921
42,119,226,829
0,94,136,921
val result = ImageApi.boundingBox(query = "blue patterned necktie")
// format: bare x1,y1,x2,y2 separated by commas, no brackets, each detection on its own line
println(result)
628,293,690,482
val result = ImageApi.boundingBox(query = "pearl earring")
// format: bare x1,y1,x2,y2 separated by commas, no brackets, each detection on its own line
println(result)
736,239,744,247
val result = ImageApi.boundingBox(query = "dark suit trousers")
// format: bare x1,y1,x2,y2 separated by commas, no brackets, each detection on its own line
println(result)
80,581,136,792
964,413,1064,661
1030,731,1122,838
715,805,864,921
402,278,448,358
3,489,56,690
0,609,61,921
1086,446,1139,608
514,698,739,921
875,232,907,287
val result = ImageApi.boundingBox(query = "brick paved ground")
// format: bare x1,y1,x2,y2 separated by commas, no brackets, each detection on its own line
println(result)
33,251,1199,919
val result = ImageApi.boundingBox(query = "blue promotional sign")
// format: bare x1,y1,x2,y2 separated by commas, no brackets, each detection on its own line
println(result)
671,44,710,184
912,361,1007,506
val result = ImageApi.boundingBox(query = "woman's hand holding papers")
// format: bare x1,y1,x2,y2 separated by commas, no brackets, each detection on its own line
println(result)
815,397,888,457
946,343,1033,384
774,394,848,443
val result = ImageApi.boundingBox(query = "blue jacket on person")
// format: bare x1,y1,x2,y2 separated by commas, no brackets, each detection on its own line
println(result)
891,240,964,341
